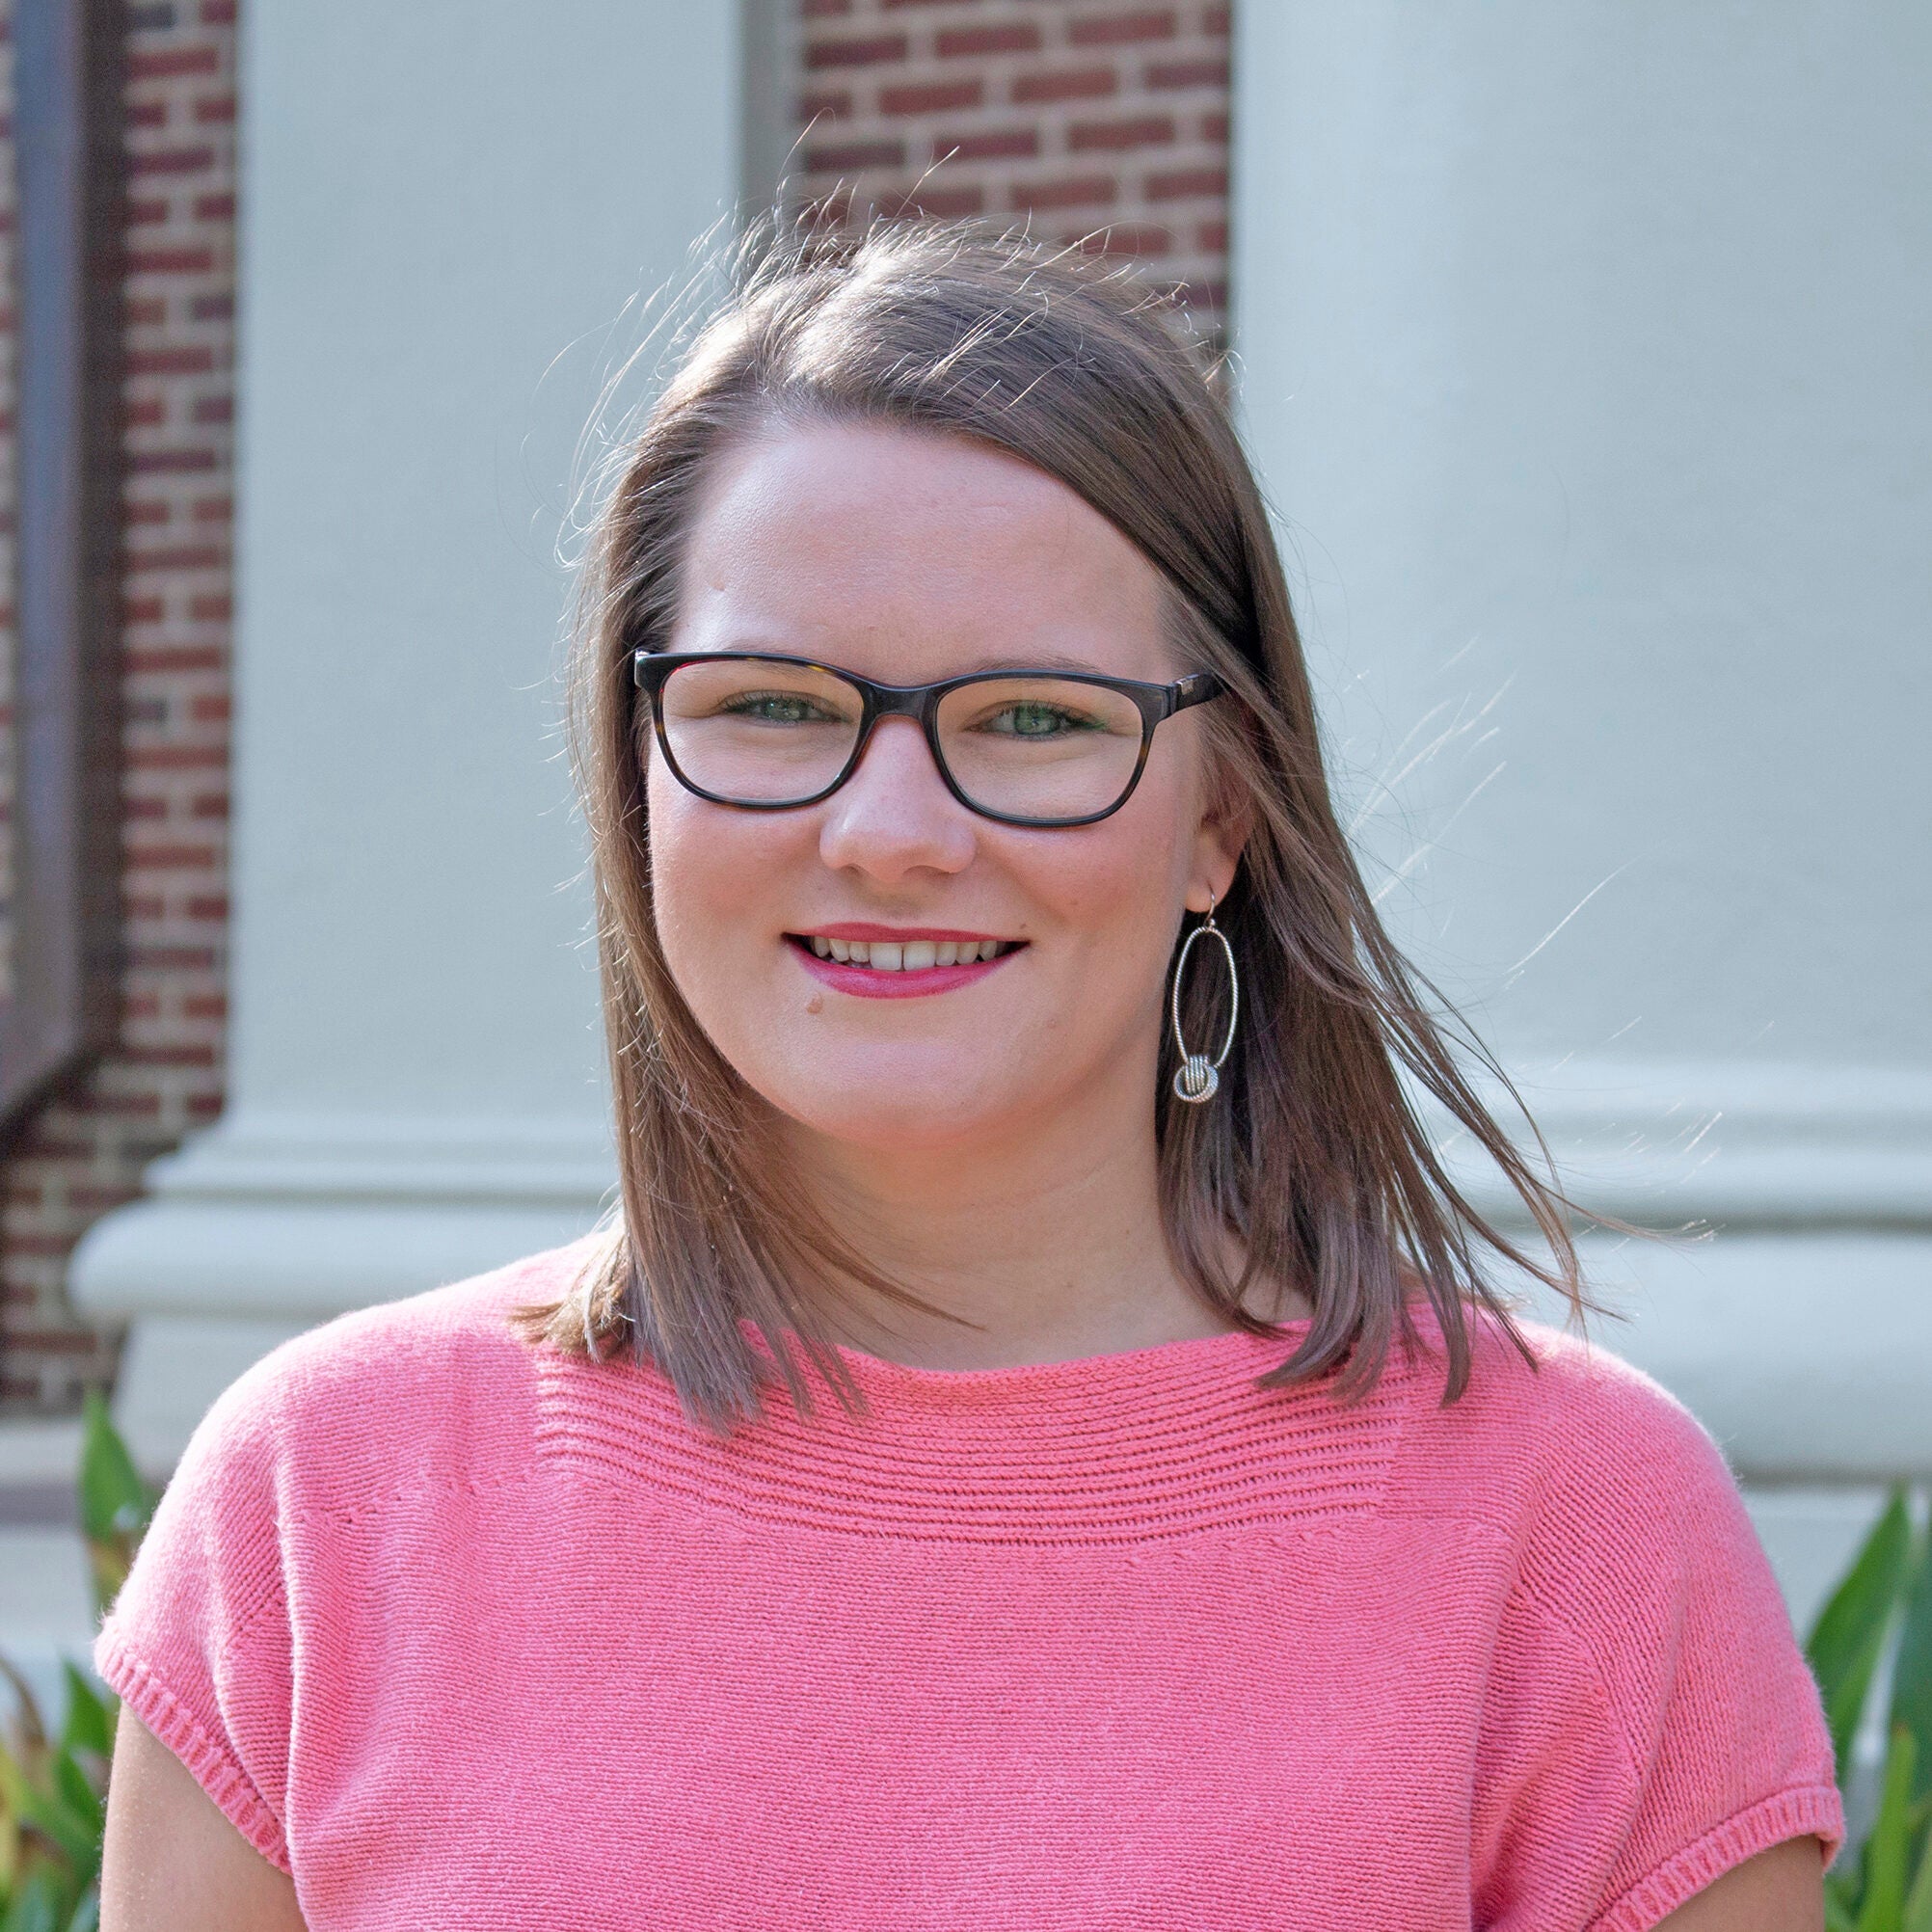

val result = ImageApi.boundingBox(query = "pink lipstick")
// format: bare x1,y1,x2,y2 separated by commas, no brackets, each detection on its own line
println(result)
787,926,1025,1000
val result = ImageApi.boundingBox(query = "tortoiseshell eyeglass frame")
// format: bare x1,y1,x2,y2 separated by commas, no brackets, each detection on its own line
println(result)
630,648,1228,829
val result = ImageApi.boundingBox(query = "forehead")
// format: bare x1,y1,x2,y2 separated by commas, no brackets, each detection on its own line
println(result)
669,417,1174,682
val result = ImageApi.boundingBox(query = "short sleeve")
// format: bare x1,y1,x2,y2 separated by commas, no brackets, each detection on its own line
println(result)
93,1355,296,1876
1471,1349,1844,1932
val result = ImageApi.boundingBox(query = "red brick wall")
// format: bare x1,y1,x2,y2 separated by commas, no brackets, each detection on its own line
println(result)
0,0,236,1411
794,1,1231,337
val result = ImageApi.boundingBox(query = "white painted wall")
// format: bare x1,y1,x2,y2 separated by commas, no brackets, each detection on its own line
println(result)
1233,5,1931,1476
71,0,740,1470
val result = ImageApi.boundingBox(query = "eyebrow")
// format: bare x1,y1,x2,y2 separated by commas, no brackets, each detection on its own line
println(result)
678,639,1131,681
943,651,1117,678
853,648,1128,679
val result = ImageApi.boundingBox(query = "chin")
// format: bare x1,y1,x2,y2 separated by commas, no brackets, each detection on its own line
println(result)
774,1060,1028,1155
799,1109,1001,1157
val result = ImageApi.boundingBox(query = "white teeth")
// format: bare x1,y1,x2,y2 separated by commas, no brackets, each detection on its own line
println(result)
808,935,1013,971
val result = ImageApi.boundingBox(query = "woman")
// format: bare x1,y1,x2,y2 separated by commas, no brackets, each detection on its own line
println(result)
95,225,1840,1929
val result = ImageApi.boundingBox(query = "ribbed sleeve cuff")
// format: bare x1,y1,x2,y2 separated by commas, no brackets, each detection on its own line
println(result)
94,1623,293,1878
1590,1783,1847,1932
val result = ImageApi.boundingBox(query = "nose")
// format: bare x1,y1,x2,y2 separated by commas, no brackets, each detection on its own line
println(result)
817,715,977,883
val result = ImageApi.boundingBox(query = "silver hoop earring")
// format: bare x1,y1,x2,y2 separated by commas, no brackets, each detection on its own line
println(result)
1169,892,1238,1104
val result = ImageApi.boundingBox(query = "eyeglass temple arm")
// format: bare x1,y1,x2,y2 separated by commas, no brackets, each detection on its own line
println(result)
1168,671,1225,713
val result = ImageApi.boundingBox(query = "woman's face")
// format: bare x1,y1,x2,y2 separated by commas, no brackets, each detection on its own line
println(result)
648,417,1243,1158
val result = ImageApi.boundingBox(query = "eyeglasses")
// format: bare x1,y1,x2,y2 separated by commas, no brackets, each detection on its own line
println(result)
631,650,1227,828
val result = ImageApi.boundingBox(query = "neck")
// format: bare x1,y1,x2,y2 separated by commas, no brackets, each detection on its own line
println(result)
778,1081,1299,1371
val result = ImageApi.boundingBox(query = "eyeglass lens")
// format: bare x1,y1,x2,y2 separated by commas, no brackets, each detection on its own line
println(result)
656,657,1148,821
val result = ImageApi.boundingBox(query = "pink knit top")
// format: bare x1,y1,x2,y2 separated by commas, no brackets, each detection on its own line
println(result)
94,1236,1842,1929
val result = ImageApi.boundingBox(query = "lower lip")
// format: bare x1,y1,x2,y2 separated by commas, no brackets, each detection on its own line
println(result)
789,939,1022,1000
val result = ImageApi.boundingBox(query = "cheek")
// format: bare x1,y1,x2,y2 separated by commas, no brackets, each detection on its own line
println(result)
996,771,1196,1010
645,759,803,1000
1017,836,1165,953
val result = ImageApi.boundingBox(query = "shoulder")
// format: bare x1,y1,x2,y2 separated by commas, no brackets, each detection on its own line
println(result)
172,1233,602,1516
1399,1301,1738,1485
1387,1302,1756,1578
1413,1312,1846,1916
1392,1306,1802,1739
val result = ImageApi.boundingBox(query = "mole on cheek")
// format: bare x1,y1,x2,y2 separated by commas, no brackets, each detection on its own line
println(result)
806,994,824,1015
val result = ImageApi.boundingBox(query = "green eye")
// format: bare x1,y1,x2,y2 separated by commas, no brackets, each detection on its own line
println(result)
988,701,1094,738
721,691,835,725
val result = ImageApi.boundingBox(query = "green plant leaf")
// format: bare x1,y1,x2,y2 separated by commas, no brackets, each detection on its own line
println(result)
61,1888,96,1932
1,1865,65,1932
1859,1725,1919,1931
53,1674,109,1768
0,1744,33,1830
77,1394,155,1625
1831,1861,1866,1924
4,1777,94,1889
76,1392,152,1547
47,1757,97,1865
1811,1488,1915,1775
0,1661,46,1764
1903,1822,1932,1932
1894,1529,1932,1806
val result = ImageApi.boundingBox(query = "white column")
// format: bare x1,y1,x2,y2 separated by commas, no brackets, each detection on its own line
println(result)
70,0,740,1472
1232,6,1932,1479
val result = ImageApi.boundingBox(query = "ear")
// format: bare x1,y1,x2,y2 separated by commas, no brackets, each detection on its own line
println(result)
1185,785,1252,915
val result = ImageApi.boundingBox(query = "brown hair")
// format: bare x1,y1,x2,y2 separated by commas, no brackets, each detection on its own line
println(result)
509,219,1597,1433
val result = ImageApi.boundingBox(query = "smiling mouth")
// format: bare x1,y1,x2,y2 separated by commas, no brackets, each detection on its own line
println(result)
790,934,1021,972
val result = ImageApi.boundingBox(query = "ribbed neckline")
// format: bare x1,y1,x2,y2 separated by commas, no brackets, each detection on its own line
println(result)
537,1306,1427,1545
742,1312,1318,1412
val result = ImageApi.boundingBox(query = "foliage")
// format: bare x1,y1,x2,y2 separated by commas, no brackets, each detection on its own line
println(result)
1808,1485,1932,1932
0,1389,156,1931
